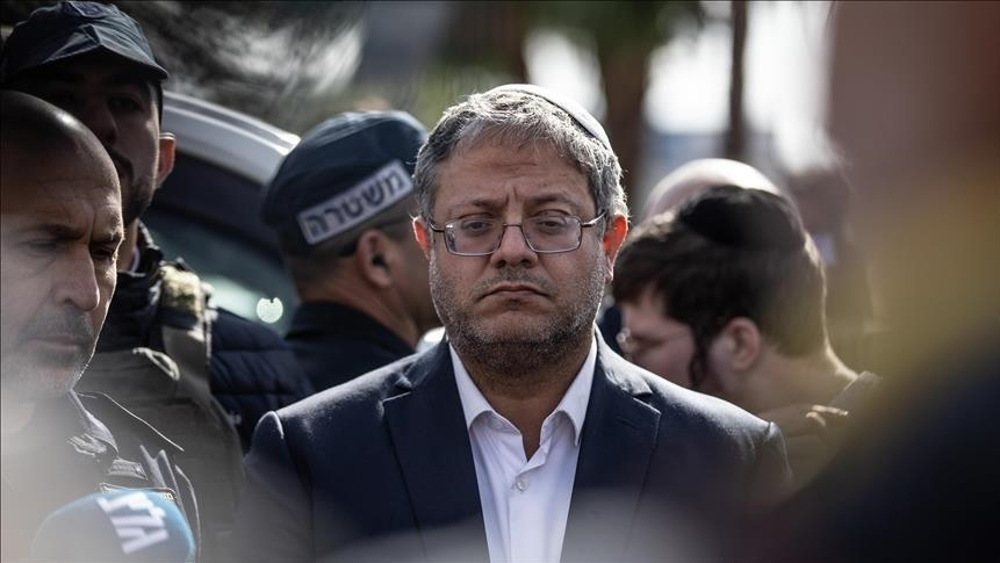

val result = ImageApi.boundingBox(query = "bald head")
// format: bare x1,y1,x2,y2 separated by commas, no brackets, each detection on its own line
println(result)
642,159,782,223
1,91,123,404
1,91,118,187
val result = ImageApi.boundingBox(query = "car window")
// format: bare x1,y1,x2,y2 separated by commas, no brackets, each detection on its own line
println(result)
144,211,297,333
146,153,298,334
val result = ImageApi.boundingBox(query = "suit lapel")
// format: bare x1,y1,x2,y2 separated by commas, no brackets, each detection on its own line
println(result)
562,340,661,562
383,342,488,562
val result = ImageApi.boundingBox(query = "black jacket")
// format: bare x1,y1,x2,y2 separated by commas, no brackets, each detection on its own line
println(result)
235,334,790,562
1,392,199,561
285,301,414,392
96,225,311,448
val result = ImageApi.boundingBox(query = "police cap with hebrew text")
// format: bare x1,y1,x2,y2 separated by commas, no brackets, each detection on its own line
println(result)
262,111,427,256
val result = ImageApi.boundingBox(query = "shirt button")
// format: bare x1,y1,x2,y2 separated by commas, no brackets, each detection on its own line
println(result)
515,479,528,492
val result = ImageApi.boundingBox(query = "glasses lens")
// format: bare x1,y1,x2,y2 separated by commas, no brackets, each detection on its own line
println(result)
447,218,501,255
524,216,581,252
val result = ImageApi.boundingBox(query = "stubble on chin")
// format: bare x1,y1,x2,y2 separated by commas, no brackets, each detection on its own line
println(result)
430,252,607,393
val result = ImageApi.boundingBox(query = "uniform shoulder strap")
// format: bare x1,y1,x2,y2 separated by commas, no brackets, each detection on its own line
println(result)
158,262,213,398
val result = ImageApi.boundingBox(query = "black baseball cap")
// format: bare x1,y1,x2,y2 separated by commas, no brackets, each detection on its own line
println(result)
262,111,428,256
1,1,168,83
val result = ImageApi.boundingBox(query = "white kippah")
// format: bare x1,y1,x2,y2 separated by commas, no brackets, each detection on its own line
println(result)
488,84,613,152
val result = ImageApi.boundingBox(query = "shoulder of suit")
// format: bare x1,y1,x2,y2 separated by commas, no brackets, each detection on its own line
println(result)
276,350,423,420
76,391,185,455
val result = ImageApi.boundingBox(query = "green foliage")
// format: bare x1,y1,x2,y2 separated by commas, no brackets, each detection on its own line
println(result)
526,0,703,53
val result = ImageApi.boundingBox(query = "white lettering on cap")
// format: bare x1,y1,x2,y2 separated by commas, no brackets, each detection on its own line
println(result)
297,160,413,246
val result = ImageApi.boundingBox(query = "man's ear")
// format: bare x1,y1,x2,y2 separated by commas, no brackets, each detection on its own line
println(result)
156,132,176,188
355,230,394,289
413,217,432,259
716,317,763,373
602,214,629,283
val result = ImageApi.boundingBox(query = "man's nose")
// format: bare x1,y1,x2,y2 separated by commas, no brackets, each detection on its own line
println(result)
490,223,537,268
55,251,102,313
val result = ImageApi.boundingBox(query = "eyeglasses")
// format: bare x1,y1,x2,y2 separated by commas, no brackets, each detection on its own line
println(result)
427,211,606,256
616,327,689,360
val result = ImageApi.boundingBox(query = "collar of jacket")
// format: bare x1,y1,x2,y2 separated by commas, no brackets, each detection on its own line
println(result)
288,301,415,355
97,222,165,352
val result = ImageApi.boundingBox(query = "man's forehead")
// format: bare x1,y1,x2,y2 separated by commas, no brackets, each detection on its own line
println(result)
25,52,157,91
623,298,684,331
437,142,593,210
3,175,119,209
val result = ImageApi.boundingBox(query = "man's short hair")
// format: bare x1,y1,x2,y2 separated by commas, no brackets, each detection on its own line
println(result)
413,85,627,224
613,186,829,384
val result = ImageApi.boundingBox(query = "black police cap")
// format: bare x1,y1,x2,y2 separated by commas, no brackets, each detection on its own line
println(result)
0,1,168,83
261,111,428,256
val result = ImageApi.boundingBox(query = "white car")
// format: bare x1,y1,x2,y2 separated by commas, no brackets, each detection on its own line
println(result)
145,91,300,331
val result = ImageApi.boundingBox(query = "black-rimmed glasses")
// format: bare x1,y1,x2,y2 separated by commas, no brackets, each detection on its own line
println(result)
428,211,606,256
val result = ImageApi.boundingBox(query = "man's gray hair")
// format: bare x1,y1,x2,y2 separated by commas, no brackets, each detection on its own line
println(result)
413,89,627,224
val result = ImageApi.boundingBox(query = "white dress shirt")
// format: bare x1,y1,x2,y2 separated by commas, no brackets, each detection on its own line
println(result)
451,338,597,563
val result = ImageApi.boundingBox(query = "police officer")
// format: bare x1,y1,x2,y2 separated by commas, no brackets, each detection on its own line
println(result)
262,112,440,391
0,3,311,559
1,91,198,561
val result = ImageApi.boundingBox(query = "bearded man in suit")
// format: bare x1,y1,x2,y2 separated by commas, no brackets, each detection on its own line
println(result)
235,84,790,562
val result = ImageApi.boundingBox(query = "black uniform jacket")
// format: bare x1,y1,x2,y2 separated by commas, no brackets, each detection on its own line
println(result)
0,391,199,561
285,301,414,392
235,333,790,562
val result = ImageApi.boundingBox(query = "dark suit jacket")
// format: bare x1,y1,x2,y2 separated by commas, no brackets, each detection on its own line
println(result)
235,335,790,562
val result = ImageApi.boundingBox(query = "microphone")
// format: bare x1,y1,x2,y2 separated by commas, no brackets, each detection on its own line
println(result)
30,489,195,562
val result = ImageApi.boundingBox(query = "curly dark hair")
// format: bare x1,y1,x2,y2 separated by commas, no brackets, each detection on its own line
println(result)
612,186,828,387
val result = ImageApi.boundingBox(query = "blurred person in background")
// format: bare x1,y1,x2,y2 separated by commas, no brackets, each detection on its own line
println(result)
787,165,876,371
598,158,781,354
261,111,440,392
613,186,878,489
641,158,781,223
1,91,198,561
750,2,1000,560
236,84,790,562
0,2,309,558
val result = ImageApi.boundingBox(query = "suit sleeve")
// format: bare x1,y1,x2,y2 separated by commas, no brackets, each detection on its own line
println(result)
234,411,313,562
750,421,794,507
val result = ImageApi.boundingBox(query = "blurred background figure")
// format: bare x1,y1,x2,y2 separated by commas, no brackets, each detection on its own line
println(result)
752,2,1000,561
1,91,197,562
598,157,783,353
786,165,875,372
261,111,439,392
614,186,876,488
641,157,780,222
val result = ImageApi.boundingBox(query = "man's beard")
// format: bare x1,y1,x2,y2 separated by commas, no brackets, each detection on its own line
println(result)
119,171,155,226
1,311,96,401
431,254,606,392
109,147,155,225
